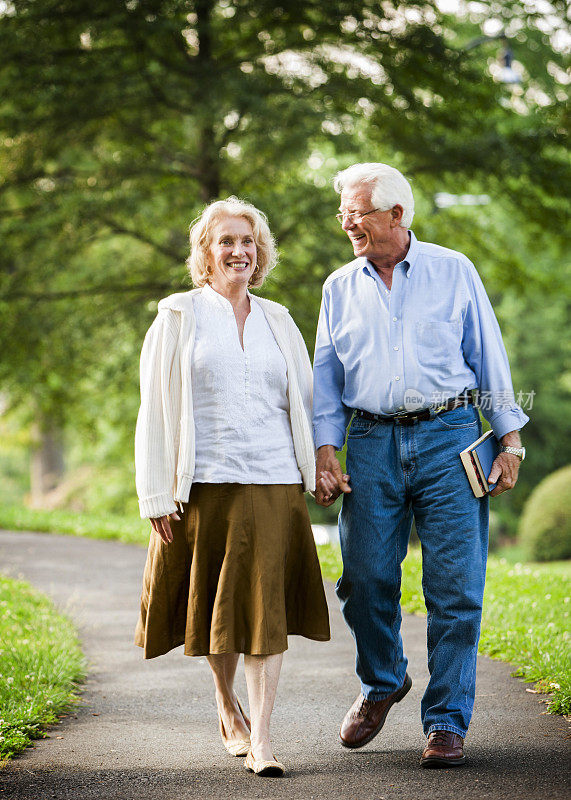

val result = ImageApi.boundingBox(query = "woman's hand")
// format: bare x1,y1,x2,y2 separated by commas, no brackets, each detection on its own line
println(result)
150,512,181,544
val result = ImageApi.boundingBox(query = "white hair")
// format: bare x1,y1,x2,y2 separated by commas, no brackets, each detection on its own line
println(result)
333,162,415,228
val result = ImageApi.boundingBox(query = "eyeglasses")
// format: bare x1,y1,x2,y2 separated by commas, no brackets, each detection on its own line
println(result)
335,207,381,225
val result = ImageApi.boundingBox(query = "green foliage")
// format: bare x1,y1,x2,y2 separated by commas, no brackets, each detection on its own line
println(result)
493,286,571,532
0,504,149,546
481,558,571,715
315,544,343,584
0,0,568,526
308,497,342,525
0,575,86,761
0,415,30,506
316,544,571,715
518,466,571,562
1,1,568,370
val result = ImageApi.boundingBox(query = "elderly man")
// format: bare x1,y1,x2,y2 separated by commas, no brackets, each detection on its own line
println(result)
313,162,528,768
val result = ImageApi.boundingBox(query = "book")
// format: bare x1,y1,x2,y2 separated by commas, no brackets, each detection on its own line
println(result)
459,430,501,498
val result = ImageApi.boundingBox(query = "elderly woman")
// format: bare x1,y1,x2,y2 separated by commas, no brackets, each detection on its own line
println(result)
134,197,330,777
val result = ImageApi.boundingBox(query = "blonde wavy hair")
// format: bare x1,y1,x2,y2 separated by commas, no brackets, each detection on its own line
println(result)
186,197,278,288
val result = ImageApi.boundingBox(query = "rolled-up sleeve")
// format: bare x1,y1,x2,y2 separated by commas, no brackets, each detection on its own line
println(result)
313,287,351,449
461,262,529,439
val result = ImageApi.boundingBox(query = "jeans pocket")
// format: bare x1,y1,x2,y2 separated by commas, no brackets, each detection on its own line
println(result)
433,406,479,430
347,417,379,439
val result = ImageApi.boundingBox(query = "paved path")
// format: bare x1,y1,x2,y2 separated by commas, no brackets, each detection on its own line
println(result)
0,530,568,800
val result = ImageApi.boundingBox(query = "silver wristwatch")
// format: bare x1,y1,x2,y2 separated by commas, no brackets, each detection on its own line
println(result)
500,445,526,461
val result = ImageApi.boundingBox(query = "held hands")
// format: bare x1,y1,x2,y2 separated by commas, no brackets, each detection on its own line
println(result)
150,512,181,544
488,431,523,497
315,445,351,507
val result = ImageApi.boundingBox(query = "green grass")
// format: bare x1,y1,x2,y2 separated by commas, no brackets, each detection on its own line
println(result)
480,558,570,715
316,544,571,715
0,575,86,762
0,503,149,546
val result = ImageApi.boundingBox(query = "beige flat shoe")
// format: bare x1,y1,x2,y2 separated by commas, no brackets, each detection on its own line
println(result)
223,735,250,757
218,696,250,757
244,749,285,777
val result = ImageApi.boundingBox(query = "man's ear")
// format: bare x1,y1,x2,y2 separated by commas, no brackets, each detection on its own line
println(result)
391,205,404,226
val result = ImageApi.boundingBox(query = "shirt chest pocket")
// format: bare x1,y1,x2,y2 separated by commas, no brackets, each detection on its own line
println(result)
416,320,462,371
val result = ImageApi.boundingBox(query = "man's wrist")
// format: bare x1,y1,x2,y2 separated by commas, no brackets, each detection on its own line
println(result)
500,430,525,461
500,445,526,461
500,430,522,447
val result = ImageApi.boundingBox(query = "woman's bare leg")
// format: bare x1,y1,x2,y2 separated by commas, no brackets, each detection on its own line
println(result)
207,653,250,741
244,653,283,762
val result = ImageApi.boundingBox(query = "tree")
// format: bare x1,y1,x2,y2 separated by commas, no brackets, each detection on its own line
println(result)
0,0,568,506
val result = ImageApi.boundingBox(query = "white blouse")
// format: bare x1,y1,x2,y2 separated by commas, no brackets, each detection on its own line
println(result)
191,284,302,484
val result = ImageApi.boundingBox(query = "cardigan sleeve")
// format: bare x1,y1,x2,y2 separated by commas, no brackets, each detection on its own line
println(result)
135,309,181,519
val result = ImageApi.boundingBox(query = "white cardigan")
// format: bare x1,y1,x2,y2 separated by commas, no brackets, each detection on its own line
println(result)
135,289,316,519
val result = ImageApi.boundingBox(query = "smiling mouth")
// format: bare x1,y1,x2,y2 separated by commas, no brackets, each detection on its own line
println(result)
226,262,249,270
350,234,366,243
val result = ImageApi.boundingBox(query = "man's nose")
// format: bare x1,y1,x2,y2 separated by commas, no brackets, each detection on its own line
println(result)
341,215,355,232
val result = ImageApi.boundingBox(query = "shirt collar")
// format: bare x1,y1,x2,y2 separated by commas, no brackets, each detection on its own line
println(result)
403,230,420,277
362,230,419,280
202,282,256,313
202,282,231,312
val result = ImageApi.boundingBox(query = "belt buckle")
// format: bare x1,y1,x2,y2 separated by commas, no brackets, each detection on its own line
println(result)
393,410,417,425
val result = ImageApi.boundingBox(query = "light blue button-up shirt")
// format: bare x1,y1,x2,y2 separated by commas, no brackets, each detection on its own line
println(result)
313,231,529,449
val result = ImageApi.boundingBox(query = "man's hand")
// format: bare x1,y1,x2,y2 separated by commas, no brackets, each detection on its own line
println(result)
150,511,181,544
315,445,351,507
488,431,522,497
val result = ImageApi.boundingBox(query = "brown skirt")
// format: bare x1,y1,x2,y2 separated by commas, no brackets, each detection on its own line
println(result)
134,483,330,658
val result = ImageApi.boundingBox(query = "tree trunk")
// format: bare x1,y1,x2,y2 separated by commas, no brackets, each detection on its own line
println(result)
29,417,65,507
196,0,220,202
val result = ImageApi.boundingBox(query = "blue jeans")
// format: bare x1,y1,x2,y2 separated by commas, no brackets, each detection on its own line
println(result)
337,405,489,737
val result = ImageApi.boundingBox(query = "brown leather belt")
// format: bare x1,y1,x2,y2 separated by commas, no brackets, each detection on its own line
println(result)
354,392,474,426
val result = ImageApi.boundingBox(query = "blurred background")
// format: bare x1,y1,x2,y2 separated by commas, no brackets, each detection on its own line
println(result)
0,0,569,561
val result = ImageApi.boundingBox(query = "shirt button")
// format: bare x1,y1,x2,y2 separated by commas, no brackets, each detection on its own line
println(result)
393,346,399,351
393,317,398,322
395,376,400,381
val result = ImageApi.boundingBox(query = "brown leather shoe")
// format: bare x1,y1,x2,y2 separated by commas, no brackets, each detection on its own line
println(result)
340,673,412,748
420,730,466,767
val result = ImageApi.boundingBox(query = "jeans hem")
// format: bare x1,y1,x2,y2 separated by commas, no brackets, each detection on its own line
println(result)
365,690,398,702
364,681,406,703
425,723,466,738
